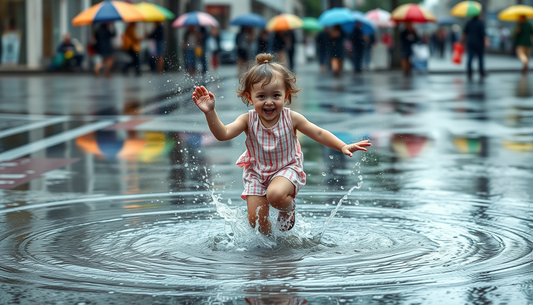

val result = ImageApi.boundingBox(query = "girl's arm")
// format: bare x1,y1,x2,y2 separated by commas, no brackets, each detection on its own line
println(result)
193,86,247,141
292,111,371,157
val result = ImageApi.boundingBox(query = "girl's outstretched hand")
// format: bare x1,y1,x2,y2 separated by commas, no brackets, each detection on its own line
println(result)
341,140,371,157
192,86,215,114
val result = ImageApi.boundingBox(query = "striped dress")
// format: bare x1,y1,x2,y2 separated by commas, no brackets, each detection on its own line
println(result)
237,108,306,200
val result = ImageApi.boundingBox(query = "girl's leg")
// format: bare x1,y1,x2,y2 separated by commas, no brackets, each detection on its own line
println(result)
247,195,271,235
266,176,295,212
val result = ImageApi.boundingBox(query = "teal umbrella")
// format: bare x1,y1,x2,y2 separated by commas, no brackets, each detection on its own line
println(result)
302,17,323,31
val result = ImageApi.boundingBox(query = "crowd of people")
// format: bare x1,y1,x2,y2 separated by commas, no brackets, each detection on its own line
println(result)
44,14,533,78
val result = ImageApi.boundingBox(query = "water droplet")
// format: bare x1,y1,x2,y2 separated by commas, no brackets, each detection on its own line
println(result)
321,172,326,176
329,155,334,159
220,96,225,99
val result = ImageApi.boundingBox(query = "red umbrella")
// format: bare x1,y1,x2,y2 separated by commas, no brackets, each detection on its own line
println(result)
391,4,436,23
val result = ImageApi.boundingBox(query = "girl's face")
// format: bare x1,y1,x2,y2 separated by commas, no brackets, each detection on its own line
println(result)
248,72,287,128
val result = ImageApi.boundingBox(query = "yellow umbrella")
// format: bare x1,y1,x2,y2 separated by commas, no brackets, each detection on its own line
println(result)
267,14,303,31
451,1,482,18
498,5,533,21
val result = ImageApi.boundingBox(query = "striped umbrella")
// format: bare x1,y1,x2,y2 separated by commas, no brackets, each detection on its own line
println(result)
451,1,482,18
134,2,175,22
498,5,533,21
172,11,219,28
391,4,436,23
266,14,303,31
365,8,396,27
72,1,145,26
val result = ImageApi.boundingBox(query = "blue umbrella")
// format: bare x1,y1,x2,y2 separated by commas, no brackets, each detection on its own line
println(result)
318,7,354,26
437,17,456,26
230,13,267,28
342,11,376,35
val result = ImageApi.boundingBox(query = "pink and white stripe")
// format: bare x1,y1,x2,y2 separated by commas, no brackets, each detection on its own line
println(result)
237,108,306,200
172,11,219,28
365,8,396,27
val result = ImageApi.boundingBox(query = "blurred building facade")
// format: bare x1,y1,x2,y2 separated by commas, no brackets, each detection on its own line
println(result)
0,0,303,69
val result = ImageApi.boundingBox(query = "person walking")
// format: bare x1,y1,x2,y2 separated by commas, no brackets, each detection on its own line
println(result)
328,25,345,77
284,30,296,71
182,26,197,75
209,27,221,71
350,22,365,73
198,27,208,74
147,21,165,73
93,23,116,77
236,26,253,74
400,21,418,76
461,15,488,80
316,27,330,72
121,23,142,76
514,15,533,75
257,29,269,55
272,30,287,65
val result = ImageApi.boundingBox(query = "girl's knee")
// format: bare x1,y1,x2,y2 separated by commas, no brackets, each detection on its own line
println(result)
266,189,290,208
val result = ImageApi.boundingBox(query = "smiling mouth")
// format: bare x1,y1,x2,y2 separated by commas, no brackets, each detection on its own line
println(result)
263,108,275,116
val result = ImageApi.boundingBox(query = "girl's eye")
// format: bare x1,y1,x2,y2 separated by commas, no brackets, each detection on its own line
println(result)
274,94,281,98
258,95,265,99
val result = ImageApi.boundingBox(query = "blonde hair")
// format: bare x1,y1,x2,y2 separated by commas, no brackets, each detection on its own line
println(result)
236,53,301,106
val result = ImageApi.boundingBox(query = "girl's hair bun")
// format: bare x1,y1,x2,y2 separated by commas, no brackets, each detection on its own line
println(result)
256,53,273,64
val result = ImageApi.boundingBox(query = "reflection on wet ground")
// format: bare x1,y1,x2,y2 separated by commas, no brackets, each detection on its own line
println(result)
0,70,532,304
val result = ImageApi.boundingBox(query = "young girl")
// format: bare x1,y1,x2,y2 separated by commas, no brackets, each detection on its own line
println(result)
192,53,371,235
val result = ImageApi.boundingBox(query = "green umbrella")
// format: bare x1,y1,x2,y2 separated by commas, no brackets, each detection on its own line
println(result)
302,17,323,31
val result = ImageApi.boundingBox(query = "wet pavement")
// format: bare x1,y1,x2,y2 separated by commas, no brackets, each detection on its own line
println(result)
0,66,533,305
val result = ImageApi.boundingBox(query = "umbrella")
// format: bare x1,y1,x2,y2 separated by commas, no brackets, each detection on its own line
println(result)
498,5,533,21
391,4,436,23
72,0,145,26
302,17,323,31
453,137,481,154
266,14,303,31
172,11,219,28
342,11,377,34
134,2,175,22
365,8,396,27
230,13,267,28
451,1,482,18
318,7,354,26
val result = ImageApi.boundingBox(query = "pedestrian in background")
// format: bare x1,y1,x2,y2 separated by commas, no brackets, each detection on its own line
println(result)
209,27,221,71
400,21,418,76
328,25,345,77
461,14,488,80
198,27,208,74
316,27,329,72
147,21,165,73
257,30,269,55
364,32,375,70
284,30,296,71
350,22,365,73
121,23,141,76
236,26,252,74
272,31,286,65
93,23,115,78
182,26,197,75
513,15,533,75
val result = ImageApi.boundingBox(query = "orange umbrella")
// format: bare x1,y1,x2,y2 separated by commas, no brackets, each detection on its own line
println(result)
72,1,145,26
266,14,303,31
391,4,436,23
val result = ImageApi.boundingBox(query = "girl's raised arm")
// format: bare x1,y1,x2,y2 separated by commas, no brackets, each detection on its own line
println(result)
192,86,247,141
291,111,371,157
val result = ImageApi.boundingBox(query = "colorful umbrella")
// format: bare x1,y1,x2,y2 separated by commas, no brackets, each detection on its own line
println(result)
498,5,533,21
453,137,481,154
134,2,175,22
318,7,354,26
172,11,219,28
266,14,303,31
72,1,145,26
365,8,396,27
451,1,482,18
230,13,267,28
391,4,436,23
342,11,377,34
302,17,323,31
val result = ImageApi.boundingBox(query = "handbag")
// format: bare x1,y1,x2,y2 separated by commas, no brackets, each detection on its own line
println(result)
452,42,464,65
